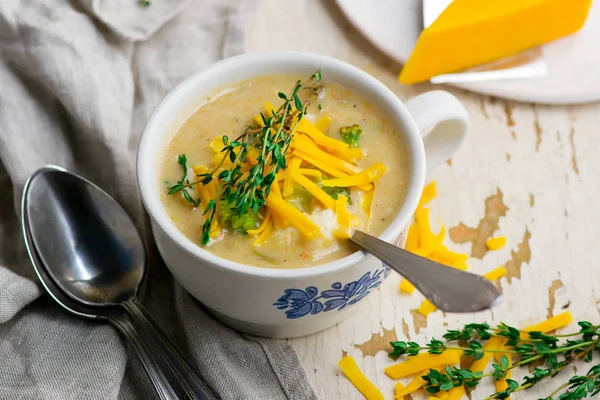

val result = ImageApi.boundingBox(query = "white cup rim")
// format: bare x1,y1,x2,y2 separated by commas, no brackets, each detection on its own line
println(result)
137,51,425,280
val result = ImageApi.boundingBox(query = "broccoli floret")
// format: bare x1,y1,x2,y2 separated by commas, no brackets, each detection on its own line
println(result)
320,185,352,204
219,202,260,233
339,124,363,148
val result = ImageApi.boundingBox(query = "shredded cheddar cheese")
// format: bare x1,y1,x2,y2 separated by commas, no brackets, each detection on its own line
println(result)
254,217,274,245
395,374,428,397
334,195,352,239
339,356,384,400
283,157,302,197
265,196,321,239
361,187,375,231
484,266,507,281
405,224,419,253
297,118,349,152
394,382,406,400
401,181,510,317
418,299,437,317
294,173,336,209
247,209,272,235
333,148,365,163
418,181,437,208
384,351,461,379
486,236,507,250
314,114,332,132
399,279,415,294
430,392,448,400
293,134,361,174
297,168,322,180
294,150,348,178
447,387,465,400
523,311,573,335
321,162,387,188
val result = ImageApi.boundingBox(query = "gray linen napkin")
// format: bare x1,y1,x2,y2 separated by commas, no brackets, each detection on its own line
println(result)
0,0,318,399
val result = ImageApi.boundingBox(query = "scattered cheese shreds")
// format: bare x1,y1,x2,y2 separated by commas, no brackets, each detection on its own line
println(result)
399,279,415,294
405,224,419,252
447,387,465,400
418,181,437,208
429,393,448,400
434,223,446,245
209,136,225,153
470,336,506,373
395,373,428,397
418,299,437,317
253,113,265,127
339,356,384,400
294,150,348,178
415,207,434,255
444,336,506,400
270,179,282,198
247,209,272,235
484,266,508,281
394,383,405,400
314,114,332,132
451,260,469,271
430,392,448,400
321,163,387,188
254,216,274,245
265,196,321,239
263,101,276,117
334,195,352,239
433,245,469,264
271,209,289,229
384,351,461,379
283,157,302,197
298,168,322,180
333,148,365,163
297,118,349,152
486,236,507,250
294,172,336,209
293,134,362,174
361,187,375,231
523,311,573,335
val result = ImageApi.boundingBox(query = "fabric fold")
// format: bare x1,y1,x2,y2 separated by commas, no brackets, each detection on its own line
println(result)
0,0,318,398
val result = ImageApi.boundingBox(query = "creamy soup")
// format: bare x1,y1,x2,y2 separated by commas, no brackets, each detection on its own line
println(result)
160,74,408,268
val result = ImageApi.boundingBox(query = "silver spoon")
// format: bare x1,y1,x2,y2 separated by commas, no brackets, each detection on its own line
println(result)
21,168,178,400
24,167,216,400
351,230,502,312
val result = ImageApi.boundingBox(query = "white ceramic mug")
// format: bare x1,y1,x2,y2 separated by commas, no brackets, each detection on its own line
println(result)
137,52,469,338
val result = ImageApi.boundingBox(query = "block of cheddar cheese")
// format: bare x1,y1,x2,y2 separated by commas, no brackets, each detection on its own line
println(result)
399,0,592,84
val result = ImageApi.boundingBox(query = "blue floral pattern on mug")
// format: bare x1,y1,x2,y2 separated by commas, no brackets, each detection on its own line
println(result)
273,267,391,319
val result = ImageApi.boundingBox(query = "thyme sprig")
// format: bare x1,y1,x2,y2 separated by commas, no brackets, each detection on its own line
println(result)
388,321,600,399
167,154,200,207
167,71,323,244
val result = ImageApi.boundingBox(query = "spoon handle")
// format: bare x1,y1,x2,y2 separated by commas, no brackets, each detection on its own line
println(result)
109,314,180,400
350,230,502,313
123,297,218,400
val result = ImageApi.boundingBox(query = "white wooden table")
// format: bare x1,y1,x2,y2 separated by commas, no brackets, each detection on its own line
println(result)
249,2,600,398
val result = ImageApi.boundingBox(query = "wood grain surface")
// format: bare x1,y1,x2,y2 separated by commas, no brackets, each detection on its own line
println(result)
248,1,600,398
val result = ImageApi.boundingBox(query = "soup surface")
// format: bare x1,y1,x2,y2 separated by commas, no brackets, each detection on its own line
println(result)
160,75,408,268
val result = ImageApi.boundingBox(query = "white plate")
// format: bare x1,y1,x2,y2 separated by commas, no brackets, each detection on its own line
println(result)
336,0,600,104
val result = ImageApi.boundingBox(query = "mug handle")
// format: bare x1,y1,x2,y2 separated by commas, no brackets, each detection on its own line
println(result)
404,90,469,172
